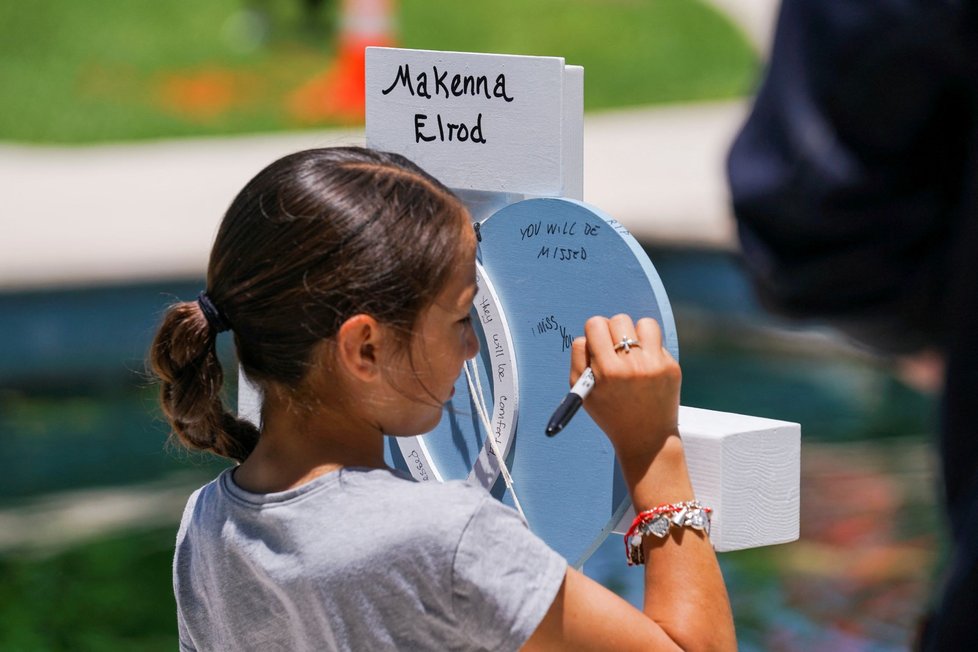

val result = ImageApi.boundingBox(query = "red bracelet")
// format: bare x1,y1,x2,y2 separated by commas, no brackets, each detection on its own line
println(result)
624,500,712,566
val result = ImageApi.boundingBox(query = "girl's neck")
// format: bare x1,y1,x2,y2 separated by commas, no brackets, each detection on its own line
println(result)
233,395,387,494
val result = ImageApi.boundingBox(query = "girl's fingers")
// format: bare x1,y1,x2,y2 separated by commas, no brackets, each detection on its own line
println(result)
570,336,589,384
607,314,639,357
583,316,615,367
635,317,665,355
581,315,669,382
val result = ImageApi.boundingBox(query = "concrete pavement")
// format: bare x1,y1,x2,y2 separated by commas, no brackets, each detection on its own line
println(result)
709,0,779,52
0,100,757,290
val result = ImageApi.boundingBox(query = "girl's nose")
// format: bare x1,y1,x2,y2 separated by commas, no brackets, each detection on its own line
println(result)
465,319,480,359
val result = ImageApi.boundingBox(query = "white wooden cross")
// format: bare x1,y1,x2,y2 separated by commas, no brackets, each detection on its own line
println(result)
244,47,799,554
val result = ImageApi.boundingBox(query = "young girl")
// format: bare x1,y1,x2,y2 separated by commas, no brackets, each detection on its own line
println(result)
150,147,735,651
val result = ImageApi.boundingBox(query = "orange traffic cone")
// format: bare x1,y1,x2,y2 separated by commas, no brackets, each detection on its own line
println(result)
290,0,396,123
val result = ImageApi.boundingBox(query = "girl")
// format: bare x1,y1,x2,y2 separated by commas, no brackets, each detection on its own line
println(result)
150,147,735,651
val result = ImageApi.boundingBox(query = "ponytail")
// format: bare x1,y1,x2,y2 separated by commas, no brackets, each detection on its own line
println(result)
149,301,259,462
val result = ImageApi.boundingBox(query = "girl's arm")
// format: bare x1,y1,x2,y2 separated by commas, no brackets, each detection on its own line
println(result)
522,315,736,651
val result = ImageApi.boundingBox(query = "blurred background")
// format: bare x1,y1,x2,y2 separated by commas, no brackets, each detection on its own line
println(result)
0,1,942,650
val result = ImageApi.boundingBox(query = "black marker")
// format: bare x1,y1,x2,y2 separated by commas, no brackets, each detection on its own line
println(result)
545,367,595,436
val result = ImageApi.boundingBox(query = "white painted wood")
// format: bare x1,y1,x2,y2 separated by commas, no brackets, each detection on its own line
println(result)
561,65,584,200
365,47,568,196
613,406,800,552
453,189,525,222
235,46,802,557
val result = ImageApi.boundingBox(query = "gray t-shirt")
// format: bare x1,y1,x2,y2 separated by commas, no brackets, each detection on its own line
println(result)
174,466,567,651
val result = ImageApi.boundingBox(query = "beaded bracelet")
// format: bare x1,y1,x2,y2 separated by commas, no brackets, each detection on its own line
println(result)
624,500,713,566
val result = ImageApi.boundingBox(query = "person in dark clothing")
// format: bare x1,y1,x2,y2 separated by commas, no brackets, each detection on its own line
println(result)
726,1,978,648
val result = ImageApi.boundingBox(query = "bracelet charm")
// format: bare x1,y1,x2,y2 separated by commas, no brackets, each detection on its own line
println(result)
624,500,713,566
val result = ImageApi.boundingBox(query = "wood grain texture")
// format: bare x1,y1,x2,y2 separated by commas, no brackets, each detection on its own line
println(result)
613,406,800,552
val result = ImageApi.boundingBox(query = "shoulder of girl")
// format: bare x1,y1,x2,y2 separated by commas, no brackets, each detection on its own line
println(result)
382,467,487,498
392,476,495,524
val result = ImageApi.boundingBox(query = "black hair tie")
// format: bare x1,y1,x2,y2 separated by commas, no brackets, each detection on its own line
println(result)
197,291,231,333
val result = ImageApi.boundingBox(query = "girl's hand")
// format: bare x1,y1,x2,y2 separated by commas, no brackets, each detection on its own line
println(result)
569,314,681,461
526,314,734,651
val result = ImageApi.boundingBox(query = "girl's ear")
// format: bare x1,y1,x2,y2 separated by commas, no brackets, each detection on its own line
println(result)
335,314,385,383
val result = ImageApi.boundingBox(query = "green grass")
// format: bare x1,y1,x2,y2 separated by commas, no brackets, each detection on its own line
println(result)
400,0,757,110
0,528,179,652
0,383,231,504
0,0,757,144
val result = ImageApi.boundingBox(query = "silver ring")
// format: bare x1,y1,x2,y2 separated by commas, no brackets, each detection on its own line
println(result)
614,337,641,353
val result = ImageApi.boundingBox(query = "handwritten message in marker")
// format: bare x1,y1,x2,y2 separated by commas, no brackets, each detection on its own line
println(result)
366,47,567,195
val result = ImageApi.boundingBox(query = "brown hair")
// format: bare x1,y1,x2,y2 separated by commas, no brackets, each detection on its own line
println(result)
149,147,469,462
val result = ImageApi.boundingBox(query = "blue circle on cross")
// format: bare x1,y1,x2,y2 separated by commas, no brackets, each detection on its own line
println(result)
386,197,678,566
